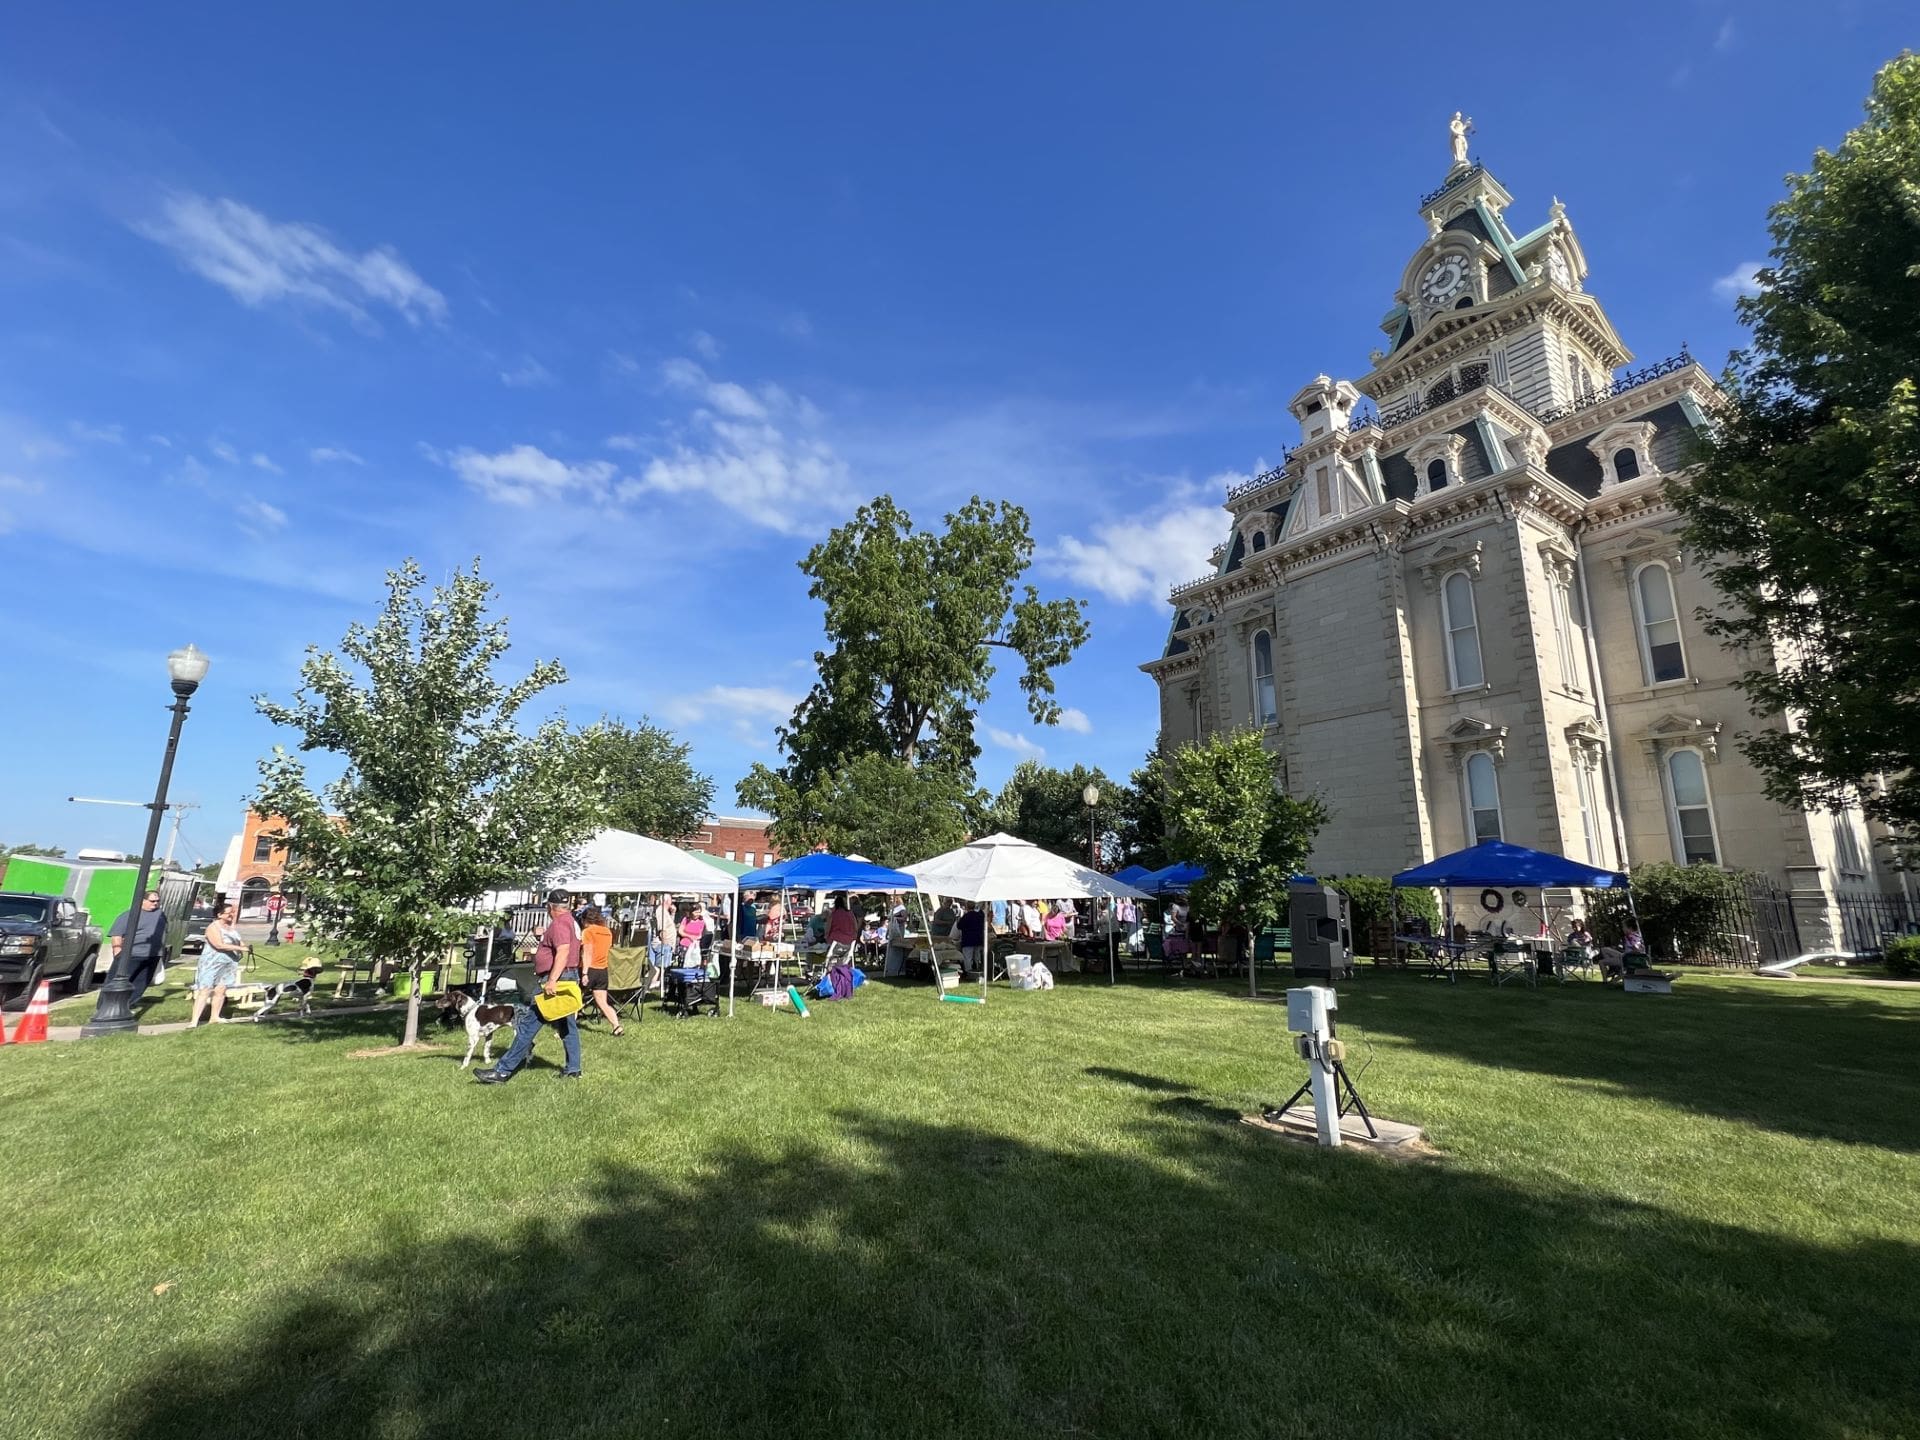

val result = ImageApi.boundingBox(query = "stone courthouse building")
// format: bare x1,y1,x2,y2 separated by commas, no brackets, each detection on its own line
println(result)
1141,123,1894,941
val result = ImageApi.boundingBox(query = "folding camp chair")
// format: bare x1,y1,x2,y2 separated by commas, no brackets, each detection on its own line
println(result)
1488,940,1535,988
604,945,647,1025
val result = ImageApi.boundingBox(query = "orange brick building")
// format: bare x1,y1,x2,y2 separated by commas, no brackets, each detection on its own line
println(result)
683,815,779,869
227,811,294,912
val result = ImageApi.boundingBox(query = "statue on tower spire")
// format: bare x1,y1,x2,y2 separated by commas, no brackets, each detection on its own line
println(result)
1448,111,1474,169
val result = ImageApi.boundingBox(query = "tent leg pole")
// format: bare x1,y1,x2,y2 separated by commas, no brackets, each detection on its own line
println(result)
1108,903,1116,987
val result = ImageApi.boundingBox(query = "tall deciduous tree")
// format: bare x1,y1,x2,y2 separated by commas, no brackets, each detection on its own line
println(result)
254,561,603,1047
988,760,1123,867
739,493,1089,858
744,753,975,869
1163,730,1327,934
1115,744,1174,871
570,716,714,841
1675,54,1920,840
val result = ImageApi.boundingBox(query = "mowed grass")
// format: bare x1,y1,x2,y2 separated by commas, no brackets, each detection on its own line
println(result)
2,968,1917,1440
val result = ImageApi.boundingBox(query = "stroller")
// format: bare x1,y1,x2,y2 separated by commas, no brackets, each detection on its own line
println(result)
662,964,719,1019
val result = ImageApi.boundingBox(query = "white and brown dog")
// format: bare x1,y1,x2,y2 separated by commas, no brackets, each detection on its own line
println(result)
252,961,327,1021
437,988,519,1069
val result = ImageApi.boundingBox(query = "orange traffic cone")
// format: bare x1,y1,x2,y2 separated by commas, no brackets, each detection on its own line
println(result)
11,980,51,1044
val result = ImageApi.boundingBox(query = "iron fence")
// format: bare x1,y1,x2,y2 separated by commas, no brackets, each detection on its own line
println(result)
1661,878,1919,967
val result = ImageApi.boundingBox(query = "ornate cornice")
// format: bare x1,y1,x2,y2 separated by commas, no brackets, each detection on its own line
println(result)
1434,716,1509,763
1638,713,1722,767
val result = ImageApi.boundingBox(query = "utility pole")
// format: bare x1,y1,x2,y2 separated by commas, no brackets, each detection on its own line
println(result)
69,797,200,868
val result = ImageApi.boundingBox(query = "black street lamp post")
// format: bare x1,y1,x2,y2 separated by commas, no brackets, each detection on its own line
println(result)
83,644,210,1037
1082,782,1101,869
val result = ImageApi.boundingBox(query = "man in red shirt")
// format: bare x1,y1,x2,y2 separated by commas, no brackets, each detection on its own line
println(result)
475,889,583,1084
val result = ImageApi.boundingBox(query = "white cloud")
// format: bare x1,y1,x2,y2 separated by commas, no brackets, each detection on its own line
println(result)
1713,17,1736,52
987,727,1044,760
1713,261,1765,301
209,440,240,464
309,446,364,466
626,358,856,534
19,435,72,463
500,357,555,388
0,473,42,533
660,684,801,746
70,421,125,445
136,193,447,329
235,496,287,535
147,434,173,449
1056,707,1092,735
603,434,643,452
249,452,283,474
1051,478,1237,604
689,330,722,361
428,442,616,507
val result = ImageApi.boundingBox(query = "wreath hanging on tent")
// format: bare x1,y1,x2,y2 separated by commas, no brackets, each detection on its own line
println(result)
1479,888,1505,914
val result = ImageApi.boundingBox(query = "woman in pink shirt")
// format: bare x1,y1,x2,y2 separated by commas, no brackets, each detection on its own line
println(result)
678,905,706,971
1042,903,1068,942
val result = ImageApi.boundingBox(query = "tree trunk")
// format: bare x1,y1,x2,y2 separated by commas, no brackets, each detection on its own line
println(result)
400,958,423,1047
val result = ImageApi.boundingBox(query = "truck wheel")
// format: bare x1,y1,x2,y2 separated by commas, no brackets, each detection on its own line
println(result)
69,950,97,996
1,960,44,1011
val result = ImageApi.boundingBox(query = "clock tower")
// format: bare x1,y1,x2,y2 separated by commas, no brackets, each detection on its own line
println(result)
1358,138,1625,422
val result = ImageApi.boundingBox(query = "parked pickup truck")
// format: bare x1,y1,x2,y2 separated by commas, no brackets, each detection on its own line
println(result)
0,892,103,1004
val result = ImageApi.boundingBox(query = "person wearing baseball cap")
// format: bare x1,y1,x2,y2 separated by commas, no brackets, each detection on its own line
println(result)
474,889,583,1083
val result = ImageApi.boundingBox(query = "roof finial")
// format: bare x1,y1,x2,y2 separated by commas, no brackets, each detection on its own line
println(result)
1550,195,1567,222
1449,111,1474,169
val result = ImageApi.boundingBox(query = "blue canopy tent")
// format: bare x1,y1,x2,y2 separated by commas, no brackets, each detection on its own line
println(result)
1139,861,1205,896
730,852,924,1014
1112,864,1154,887
1391,840,1634,959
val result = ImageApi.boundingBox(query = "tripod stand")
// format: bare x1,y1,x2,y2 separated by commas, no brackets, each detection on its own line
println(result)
1264,1036,1379,1140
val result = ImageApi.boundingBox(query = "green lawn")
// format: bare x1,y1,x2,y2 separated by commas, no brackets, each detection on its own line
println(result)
3,969,1917,1439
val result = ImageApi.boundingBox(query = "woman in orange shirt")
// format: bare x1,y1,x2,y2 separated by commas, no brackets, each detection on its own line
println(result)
579,905,622,1035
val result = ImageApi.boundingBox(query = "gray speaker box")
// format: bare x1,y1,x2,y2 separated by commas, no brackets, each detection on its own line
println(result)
1289,883,1354,979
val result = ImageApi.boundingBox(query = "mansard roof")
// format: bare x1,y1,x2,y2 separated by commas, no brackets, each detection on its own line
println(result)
1543,400,1700,498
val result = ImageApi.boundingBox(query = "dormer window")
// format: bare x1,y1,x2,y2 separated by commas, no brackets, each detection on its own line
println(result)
1250,531,1266,553
1425,376,1456,407
1589,420,1659,489
1408,433,1468,497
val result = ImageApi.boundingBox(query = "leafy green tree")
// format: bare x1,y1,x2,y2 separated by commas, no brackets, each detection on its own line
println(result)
1163,730,1328,944
2,842,66,859
254,561,603,1047
1585,862,1751,962
988,760,1123,866
1674,54,1920,841
570,715,714,841
1326,875,1439,955
743,494,1088,793
743,752,974,869
739,493,1089,860
1114,745,1173,871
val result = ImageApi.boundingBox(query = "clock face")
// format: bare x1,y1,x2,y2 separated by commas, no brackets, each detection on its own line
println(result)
1421,255,1468,303
1547,249,1572,287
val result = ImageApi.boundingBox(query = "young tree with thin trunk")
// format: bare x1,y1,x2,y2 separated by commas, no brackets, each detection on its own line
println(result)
254,561,603,1047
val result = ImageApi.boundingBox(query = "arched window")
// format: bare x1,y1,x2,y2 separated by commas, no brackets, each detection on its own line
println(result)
1426,458,1448,491
1426,376,1457,407
1664,749,1719,865
1442,571,1484,689
1250,531,1266,553
1634,563,1687,683
1613,447,1641,482
1251,630,1277,727
1464,752,1503,844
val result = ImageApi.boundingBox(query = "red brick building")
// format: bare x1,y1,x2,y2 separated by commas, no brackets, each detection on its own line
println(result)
683,815,779,869
225,810,293,913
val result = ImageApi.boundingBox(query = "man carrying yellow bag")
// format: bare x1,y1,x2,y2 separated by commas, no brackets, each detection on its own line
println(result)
475,889,585,1084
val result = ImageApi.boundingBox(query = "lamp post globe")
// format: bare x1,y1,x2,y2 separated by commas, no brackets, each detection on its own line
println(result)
1082,783,1100,809
83,644,209,1036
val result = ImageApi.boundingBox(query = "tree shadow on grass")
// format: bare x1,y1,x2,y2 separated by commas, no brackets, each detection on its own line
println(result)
93,1101,1918,1440
1338,972,1920,1154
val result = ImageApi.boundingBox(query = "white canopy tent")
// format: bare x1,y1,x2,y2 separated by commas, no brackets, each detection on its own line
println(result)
547,828,740,898
903,833,1150,991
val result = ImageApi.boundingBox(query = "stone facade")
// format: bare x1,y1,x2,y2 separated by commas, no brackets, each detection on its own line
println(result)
1141,143,1893,940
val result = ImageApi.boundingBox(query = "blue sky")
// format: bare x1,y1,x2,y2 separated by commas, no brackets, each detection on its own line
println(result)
1,2,1911,864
